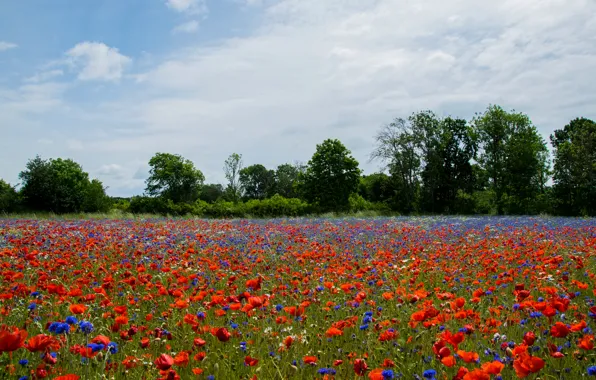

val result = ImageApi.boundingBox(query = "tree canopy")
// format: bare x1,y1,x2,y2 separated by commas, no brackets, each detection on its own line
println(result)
145,153,205,203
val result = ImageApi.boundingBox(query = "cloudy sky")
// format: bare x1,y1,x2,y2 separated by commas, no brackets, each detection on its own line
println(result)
1,0,595,196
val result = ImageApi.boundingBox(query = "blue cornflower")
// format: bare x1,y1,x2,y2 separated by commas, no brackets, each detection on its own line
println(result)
79,321,94,334
318,368,337,375
197,311,206,319
423,369,437,379
19,377,28,380
87,343,105,353
206,376,215,380
382,369,394,379
588,366,596,376
65,316,78,325
359,324,369,330
18,359,29,366
107,342,118,354
230,322,239,329
275,304,283,312
27,303,37,310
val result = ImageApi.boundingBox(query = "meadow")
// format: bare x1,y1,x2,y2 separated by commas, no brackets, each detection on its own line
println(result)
0,216,595,380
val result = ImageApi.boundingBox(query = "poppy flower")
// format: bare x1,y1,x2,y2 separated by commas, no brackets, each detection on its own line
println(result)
215,328,231,342
0,325,27,353
550,322,570,338
244,356,259,366
354,359,368,376
69,304,87,315
26,334,59,353
154,354,174,370
303,356,317,365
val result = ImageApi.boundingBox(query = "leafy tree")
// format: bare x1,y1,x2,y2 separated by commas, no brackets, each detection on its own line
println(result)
274,163,301,199
84,179,111,213
239,164,276,200
420,116,477,213
371,118,421,213
303,139,361,212
199,183,224,203
551,117,596,216
358,173,393,203
223,153,243,203
0,179,18,213
473,105,548,214
19,156,106,213
145,153,204,203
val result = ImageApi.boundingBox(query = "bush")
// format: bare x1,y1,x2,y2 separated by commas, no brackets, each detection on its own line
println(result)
472,190,496,215
0,179,19,213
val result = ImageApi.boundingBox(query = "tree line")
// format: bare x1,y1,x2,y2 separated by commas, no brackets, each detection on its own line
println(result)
1,105,594,216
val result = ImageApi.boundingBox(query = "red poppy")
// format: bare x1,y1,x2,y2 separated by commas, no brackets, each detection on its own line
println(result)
353,358,368,376
0,325,27,353
215,327,231,342
154,354,174,370
244,356,259,366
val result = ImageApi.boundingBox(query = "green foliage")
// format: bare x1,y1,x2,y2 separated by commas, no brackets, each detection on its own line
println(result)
550,117,596,216
358,173,393,203
199,183,224,203
223,153,243,203
273,163,302,199
239,164,276,200
303,139,361,212
371,118,421,214
145,153,205,203
473,105,549,215
19,156,108,213
0,179,19,213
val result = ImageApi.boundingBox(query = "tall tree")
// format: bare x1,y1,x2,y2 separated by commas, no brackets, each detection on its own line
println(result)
223,153,243,203
473,105,549,214
0,179,18,213
239,164,276,200
421,116,477,213
303,139,361,212
370,118,421,213
551,117,596,216
19,156,107,213
274,163,301,199
145,153,205,203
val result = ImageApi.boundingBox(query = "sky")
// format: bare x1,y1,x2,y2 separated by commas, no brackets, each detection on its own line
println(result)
1,0,595,197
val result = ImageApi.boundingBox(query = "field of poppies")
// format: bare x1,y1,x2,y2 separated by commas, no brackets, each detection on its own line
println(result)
0,217,595,380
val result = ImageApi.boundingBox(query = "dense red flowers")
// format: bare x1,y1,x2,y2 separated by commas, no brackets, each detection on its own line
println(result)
0,218,594,379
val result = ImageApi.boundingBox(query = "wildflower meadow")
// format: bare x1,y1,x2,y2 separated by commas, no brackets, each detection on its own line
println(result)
1,216,596,380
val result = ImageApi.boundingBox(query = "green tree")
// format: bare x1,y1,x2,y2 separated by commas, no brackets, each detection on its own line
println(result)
239,164,276,200
358,173,393,203
371,118,421,213
473,105,548,214
199,183,224,203
19,156,106,213
420,116,477,213
303,139,361,212
223,153,243,203
274,163,301,199
145,153,205,203
0,179,18,213
551,117,596,216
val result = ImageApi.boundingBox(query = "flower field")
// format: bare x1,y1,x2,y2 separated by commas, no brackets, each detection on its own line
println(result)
1,217,596,380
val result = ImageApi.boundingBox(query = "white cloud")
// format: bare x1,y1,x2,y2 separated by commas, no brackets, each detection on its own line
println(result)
166,0,207,14
1,0,596,197
172,20,199,34
66,42,131,82
24,70,64,83
0,41,17,51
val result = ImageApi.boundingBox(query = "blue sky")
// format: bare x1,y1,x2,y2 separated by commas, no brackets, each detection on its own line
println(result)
1,0,595,197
